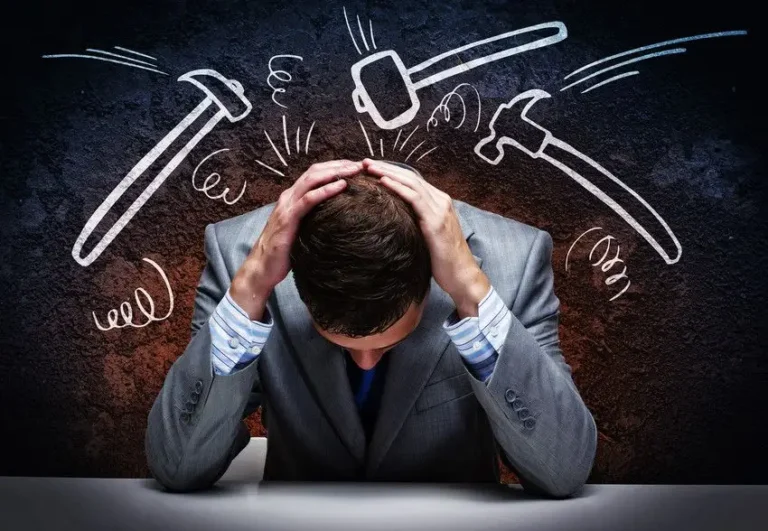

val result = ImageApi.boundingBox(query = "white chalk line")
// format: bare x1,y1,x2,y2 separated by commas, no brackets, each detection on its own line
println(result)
114,46,157,61
41,54,168,75
564,30,748,80
581,71,640,94
561,48,686,91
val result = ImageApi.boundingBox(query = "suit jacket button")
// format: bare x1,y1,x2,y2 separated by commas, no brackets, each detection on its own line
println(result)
523,418,536,430
228,337,240,349
194,380,203,393
517,407,529,419
189,393,199,404
181,413,190,424
511,398,525,411
505,389,516,403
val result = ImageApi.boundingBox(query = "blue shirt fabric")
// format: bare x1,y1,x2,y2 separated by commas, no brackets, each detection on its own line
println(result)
343,348,390,444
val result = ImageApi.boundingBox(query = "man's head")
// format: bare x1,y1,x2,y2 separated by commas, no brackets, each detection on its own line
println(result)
289,169,432,369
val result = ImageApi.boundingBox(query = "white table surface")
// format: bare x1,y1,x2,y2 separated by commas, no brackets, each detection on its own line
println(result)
2,438,767,531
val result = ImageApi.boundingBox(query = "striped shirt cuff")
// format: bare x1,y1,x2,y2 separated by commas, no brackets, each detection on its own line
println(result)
209,287,273,375
442,285,512,383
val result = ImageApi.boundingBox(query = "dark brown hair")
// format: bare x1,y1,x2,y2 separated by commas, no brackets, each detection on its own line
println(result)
289,171,432,337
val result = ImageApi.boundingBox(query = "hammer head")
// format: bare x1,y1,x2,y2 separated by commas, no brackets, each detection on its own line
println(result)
350,50,420,130
474,89,553,165
179,69,252,122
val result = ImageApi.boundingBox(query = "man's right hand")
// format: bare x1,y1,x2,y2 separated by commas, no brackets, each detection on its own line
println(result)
229,160,362,320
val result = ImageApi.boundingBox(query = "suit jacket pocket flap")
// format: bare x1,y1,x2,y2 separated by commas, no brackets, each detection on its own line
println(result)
416,372,474,412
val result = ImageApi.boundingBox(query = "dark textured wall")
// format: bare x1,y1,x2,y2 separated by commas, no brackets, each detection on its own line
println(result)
0,0,765,483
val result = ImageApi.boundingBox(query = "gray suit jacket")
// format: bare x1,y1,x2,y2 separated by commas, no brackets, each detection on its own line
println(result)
145,198,597,497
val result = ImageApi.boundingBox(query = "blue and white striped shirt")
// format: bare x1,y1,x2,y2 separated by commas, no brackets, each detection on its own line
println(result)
209,284,511,383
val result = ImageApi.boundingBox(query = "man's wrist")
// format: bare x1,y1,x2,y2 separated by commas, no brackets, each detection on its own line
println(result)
450,268,491,319
230,260,273,321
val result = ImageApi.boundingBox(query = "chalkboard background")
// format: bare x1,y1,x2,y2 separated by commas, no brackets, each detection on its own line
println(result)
0,0,765,483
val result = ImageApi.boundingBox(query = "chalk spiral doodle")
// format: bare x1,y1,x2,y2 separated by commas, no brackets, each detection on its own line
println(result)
267,54,304,108
565,227,632,302
92,258,174,331
192,148,247,205
426,83,482,132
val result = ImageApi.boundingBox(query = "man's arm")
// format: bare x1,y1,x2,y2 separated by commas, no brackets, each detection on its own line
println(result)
454,229,597,498
443,284,509,382
145,223,271,492
145,160,361,491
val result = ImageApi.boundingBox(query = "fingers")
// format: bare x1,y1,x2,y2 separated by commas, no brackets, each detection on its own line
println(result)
363,159,420,183
364,159,435,198
293,178,348,218
378,174,434,218
293,160,362,198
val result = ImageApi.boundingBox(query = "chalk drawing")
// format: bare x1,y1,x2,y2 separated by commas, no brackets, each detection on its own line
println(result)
426,83,482,132
113,46,157,61
562,48,687,92
92,258,174,331
42,45,168,75
358,122,437,162
192,148,247,205
474,89,682,265
565,227,631,302
350,21,567,129
267,54,304,108
359,120,375,157
258,116,316,176
71,69,252,267
581,71,639,94
562,30,747,93
343,6,377,55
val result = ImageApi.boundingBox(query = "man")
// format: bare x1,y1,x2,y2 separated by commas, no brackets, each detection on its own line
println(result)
145,159,597,497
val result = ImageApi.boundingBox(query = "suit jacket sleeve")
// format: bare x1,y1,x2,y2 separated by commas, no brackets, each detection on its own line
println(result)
465,228,597,498
145,223,264,492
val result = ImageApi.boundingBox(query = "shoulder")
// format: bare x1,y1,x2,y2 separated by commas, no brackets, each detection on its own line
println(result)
209,202,276,243
454,199,554,302
454,198,546,250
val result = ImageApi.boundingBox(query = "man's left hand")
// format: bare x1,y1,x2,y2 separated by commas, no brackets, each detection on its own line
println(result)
363,159,490,318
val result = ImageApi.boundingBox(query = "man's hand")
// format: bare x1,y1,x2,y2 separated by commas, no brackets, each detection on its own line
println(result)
363,159,490,318
230,160,363,320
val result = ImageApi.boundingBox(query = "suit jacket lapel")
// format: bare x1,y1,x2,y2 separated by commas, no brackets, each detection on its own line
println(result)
366,201,479,475
272,274,367,465
262,199,478,473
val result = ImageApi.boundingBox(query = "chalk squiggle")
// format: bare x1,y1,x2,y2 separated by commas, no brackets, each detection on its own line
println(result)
92,257,174,331
565,227,631,302
192,148,247,205
426,83,481,132
267,54,304,108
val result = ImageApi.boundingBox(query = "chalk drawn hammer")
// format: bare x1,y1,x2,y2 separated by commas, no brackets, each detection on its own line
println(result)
351,22,567,130
71,69,252,267
474,89,682,265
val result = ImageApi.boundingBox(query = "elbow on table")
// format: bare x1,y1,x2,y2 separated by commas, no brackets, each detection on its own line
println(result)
146,453,217,493
144,430,216,493
547,414,598,498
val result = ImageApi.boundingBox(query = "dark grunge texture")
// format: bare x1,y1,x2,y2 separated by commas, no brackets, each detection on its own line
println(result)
0,0,766,483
